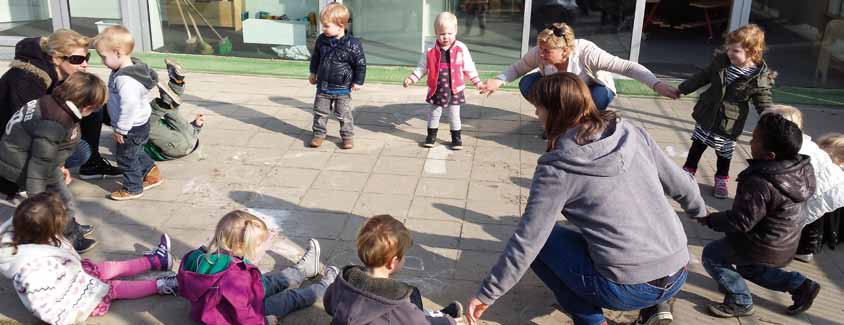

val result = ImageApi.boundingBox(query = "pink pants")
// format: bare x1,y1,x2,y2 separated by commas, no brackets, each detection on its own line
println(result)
82,256,159,315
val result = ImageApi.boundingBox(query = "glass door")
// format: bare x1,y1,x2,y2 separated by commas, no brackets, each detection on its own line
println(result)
68,0,122,37
0,0,55,37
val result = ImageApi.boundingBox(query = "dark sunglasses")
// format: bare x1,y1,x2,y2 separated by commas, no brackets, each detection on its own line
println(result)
62,53,90,65
545,25,569,46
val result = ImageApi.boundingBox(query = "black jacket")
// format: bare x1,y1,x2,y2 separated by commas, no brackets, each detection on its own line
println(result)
324,265,455,325
0,94,82,194
0,37,59,139
310,34,366,92
707,156,816,267
678,53,774,140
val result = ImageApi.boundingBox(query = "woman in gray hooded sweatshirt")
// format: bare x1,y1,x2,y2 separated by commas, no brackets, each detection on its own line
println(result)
465,73,707,325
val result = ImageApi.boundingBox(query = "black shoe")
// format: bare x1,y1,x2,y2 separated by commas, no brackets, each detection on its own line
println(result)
440,301,463,319
787,279,820,315
424,128,438,148
74,237,98,254
79,157,122,180
450,130,463,150
636,301,673,324
164,58,186,81
79,224,95,237
708,302,754,318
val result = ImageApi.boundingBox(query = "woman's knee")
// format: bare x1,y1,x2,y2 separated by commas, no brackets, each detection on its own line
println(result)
589,84,615,111
519,72,542,99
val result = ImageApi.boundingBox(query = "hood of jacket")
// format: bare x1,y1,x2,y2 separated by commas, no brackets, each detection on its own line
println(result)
10,37,58,89
114,57,159,90
741,156,815,204
539,119,630,177
328,265,415,324
0,218,79,279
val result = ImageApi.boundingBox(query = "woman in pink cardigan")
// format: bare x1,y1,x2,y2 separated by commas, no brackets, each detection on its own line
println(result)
481,22,680,110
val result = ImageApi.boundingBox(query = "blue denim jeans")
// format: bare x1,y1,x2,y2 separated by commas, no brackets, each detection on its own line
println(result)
531,226,687,325
262,268,325,317
702,238,806,306
115,122,155,193
518,72,616,111
64,140,92,169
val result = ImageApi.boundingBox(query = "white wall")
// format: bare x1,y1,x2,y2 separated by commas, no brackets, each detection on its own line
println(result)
68,0,121,19
246,0,318,20
0,0,51,23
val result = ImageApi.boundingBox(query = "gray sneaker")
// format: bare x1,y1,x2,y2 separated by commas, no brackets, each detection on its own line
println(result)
164,58,185,81
295,238,321,279
321,266,340,287
156,275,178,295
158,81,182,106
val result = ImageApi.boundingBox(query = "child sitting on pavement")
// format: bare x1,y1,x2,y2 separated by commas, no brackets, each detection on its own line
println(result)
177,210,339,323
324,214,463,324
0,192,177,325
698,113,820,318
144,59,206,161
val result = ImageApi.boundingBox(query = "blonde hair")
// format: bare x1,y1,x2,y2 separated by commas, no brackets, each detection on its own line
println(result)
93,25,135,54
434,12,458,34
356,215,413,268
52,72,108,109
206,210,269,262
537,22,575,52
320,3,350,27
725,24,766,64
39,29,89,58
763,105,803,129
817,133,844,165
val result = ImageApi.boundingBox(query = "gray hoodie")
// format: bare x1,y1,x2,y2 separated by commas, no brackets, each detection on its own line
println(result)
476,119,707,305
107,57,158,135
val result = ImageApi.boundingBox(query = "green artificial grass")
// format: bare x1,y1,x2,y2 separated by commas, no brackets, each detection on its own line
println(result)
89,52,844,107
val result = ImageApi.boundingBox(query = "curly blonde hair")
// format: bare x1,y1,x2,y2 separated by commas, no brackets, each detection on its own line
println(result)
724,24,766,64
536,22,575,53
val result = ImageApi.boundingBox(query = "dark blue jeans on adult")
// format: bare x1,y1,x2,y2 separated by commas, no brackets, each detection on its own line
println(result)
518,72,616,110
115,122,155,194
702,238,807,307
64,140,92,169
530,225,687,325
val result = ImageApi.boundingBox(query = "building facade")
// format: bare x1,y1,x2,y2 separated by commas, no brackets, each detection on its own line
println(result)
2,0,842,88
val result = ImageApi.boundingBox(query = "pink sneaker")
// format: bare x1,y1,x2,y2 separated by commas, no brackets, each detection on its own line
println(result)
714,176,729,199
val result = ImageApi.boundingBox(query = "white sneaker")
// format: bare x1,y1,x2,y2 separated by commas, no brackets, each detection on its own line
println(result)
794,253,814,263
295,238,321,279
156,275,178,295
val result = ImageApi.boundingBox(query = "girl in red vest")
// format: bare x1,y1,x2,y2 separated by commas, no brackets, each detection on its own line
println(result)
404,12,485,150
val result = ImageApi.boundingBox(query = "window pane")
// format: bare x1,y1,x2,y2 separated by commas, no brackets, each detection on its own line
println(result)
149,0,319,60
530,1,632,60
0,0,54,37
69,0,123,37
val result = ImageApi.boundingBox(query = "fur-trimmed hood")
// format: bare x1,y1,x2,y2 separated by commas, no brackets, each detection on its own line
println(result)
10,37,58,89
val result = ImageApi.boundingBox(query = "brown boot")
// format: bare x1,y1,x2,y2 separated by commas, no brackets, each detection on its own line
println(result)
309,136,325,148
143,165,164,191
341,138,354,150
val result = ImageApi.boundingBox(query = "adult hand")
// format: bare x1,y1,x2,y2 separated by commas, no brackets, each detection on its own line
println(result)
351,84,362,92
403,77,414,88
466,297,489,325
60,167,72,185
113,133,125,145
653,82,680,99
308,74,317,85
481,79,504,96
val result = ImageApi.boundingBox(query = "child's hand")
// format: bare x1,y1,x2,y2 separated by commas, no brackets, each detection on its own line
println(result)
481,79,504,96
352,84,362,91
60,166,72,185
403,77,414,88
476,83,487,92
308,74,317,85
113,133,125,144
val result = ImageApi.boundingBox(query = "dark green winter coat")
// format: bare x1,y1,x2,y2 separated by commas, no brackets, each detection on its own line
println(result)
678,53,774,139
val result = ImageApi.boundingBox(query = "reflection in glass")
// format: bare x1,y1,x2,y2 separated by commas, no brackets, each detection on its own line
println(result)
69,0,123,37
0,0,54,37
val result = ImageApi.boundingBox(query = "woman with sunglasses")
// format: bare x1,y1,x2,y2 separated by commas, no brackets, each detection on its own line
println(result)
480,22,680,110
0,29,101,253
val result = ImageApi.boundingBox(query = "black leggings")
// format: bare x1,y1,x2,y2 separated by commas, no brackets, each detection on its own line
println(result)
684,139,731,177
79,107,110,162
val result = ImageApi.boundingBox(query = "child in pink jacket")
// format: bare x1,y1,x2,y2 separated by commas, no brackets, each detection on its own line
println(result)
404,12,484,150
